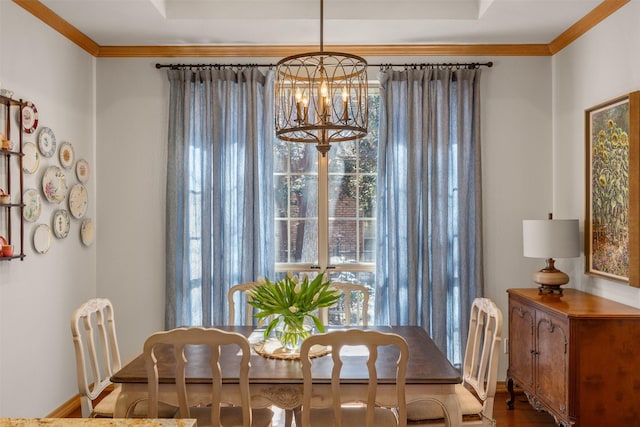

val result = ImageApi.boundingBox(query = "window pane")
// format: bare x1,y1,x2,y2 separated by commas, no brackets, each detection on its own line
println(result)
290,175,318,218
274,139,289,173
274,175,288,218
329,175,357,218
360,220,376,262
359,93,380,173
359,175,376,218
359,142,377,173
275,219,321,264
274,219,289,263
328,219,376,264
290,219,318,263
275,140,319,174
329,140,358,173
329,219,356,263
290,143,318,173
275,219,319,264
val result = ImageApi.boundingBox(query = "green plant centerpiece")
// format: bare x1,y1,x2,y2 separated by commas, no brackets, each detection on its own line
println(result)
248,272,340,351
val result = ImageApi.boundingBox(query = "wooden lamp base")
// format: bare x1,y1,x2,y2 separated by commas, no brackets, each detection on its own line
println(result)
533,258,569,295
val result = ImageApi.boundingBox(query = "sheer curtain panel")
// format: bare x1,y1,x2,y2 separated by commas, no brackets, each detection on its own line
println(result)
376,68,483,365
165,68,275,328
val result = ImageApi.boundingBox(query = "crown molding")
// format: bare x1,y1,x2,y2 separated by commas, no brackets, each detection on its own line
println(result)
548,0,629,55
12,0,629,59
96,44,551,58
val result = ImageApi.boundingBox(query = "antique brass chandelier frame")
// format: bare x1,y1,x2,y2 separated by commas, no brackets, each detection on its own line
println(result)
274,0,368,156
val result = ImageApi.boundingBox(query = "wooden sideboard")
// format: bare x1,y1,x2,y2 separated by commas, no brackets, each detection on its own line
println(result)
506,288,640,427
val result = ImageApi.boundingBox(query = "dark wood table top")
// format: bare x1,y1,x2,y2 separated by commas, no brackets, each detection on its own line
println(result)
112,325,461,386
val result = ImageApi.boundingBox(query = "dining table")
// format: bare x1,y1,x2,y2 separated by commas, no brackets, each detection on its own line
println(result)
111,325,462,426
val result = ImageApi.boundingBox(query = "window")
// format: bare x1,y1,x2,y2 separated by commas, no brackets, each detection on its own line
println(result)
273,88,380,323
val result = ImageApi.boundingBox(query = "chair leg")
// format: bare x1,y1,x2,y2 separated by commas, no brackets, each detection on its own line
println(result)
285,406,303,426
284,408,294,427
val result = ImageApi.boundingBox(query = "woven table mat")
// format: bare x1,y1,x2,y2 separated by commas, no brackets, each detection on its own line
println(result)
253,339,331,360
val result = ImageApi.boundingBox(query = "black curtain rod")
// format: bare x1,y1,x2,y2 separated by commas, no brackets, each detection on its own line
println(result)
155,63,272,70
155,61,493,70
375,61,492,70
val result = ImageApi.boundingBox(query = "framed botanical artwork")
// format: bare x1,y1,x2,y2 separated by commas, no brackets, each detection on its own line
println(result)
585,91,640,286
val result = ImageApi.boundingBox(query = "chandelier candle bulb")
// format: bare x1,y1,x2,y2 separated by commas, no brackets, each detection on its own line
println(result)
302,97,309,124
342,86,349,121
295,89,303,122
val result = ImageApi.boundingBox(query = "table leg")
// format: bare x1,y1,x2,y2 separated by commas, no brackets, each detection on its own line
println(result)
114,387,138,418
440,392,463,427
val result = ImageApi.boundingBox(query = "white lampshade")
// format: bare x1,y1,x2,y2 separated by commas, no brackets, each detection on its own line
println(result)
523,219,580,259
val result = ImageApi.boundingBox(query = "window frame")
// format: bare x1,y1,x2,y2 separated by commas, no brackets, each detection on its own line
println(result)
274,85,379,277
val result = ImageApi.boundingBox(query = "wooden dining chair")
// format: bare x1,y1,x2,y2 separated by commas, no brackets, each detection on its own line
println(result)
284,279,370,426
70,298,122,418
228,280,292,426
228,276,301,327
320,281,370,327
299,329,409,427
144,327,274,427
70,298,176,418
406,298,503,426
227,282,260,326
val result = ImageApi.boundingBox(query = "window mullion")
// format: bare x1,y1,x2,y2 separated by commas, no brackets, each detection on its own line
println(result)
317,152,329,270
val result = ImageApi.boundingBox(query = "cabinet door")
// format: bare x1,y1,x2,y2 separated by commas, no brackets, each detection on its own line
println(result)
508,298,535,389
535,311,569,418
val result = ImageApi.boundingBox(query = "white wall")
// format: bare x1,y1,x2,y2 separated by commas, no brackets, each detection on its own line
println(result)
95,59,169,364
480,56,553,378
0,1,96,417
553,0,640,305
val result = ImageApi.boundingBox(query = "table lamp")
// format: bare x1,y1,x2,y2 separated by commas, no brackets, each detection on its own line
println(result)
522,213,580,295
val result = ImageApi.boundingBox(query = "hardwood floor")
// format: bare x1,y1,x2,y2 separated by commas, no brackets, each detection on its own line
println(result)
493,390,558,427
67,391,558,426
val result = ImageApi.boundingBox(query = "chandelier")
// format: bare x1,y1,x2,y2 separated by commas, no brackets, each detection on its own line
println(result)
275,0,368,156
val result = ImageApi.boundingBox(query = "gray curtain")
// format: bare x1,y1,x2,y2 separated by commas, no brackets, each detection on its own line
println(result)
376,68,483,364
165,68,275,328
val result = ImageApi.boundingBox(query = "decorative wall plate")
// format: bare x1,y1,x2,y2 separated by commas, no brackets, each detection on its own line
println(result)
58,141,75,169
22,142,40,174
68,184,88,219
23,188,42,222
76,158,90,183
33,224,51,254
80,218,94,246
42,166,67,204
22,102,38,134
52,209,71,239
37,126,56,157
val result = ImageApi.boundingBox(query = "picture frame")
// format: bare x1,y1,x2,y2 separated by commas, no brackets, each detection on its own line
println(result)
585,91,640,286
